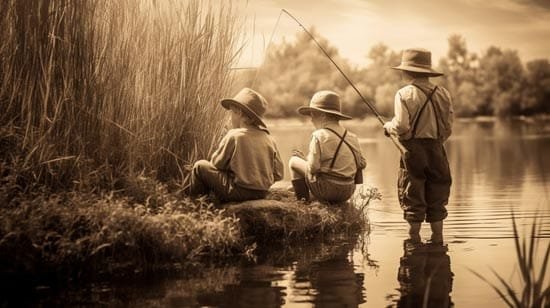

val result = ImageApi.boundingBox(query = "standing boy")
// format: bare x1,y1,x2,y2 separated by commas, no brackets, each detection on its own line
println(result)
383,48,453,245
189,88,284,202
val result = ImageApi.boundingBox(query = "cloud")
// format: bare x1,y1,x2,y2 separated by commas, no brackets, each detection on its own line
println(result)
510,0,550,11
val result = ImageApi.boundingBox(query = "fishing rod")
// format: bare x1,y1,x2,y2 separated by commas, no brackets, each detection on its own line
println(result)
281,9,408,156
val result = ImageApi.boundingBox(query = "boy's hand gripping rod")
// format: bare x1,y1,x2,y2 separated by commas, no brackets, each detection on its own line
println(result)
281,9,408,156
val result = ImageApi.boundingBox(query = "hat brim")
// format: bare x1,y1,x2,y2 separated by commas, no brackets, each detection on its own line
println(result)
297,106,352,120
391,65,444,77
221,99,267,128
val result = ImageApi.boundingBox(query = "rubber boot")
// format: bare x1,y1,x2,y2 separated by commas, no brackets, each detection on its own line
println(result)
291,178,310,201
429,221,444,244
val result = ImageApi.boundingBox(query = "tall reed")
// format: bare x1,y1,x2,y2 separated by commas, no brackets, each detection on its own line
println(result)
0,0,241,189
470,213,550,308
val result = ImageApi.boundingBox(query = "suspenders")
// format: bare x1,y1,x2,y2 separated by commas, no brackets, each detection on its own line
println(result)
410,84,439,139
323,127,358,172
328,129,347,169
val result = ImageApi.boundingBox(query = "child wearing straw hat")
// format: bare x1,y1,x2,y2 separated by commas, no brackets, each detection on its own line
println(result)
189,88,284,202
289,90,366,203
383,48,454,246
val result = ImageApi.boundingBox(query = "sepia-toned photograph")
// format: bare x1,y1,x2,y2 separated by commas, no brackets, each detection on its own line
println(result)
0,0,548,307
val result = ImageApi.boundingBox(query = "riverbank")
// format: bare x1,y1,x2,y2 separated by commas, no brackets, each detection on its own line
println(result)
0,167,376,294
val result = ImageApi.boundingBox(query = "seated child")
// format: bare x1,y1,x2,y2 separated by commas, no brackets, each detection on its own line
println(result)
289,90,366,203
189,88,284,202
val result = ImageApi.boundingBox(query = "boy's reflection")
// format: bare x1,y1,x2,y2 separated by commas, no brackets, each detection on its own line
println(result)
196,265,286,307
396,240,454,308
195,241,365,307
294,242,366,307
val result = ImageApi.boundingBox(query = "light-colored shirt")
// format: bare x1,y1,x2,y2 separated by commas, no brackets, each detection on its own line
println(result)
210,126,284,191
384,79,454,141
306,122,366,179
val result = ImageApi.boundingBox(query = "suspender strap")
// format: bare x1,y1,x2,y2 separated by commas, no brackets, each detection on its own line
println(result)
410,84,438,139
324,127,359,171
328,129,347,169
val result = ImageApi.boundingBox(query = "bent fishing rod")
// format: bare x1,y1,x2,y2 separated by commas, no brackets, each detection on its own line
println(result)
281,9,408,156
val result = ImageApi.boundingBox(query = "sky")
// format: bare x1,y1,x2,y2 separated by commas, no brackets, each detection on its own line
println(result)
233,0,550,68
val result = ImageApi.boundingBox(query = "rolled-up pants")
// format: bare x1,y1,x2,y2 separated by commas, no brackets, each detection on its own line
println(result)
189,160,268,202
398,139,451,222
308,174,356,204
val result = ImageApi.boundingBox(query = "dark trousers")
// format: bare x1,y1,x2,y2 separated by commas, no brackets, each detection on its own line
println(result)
398,139,452,222
190,160,268,202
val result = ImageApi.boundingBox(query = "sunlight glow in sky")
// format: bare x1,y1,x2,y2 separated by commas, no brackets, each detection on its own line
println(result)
234,0,550,67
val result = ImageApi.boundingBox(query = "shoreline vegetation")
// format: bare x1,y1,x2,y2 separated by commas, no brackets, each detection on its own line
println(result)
0,169,378,289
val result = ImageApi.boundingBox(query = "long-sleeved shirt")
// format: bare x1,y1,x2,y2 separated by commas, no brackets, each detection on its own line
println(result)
306,122,366,179
384,79,454,141
210,126,284,191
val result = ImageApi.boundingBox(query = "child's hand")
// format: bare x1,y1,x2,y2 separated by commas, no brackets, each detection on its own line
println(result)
292,149,305,159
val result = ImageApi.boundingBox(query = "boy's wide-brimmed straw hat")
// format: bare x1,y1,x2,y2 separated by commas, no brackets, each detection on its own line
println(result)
297,90,352,120
221,87,267,128
392,48,444,77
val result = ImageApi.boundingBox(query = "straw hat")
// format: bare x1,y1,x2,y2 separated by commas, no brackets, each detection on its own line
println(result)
297,90,352,120
221,88,267,128
392,48,443,77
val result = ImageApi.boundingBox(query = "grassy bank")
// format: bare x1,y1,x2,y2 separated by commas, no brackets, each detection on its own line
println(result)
0,178,242,283
0,168,378,288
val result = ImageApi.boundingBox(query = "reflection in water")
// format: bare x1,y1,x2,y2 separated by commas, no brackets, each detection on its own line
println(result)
395,241,453,308
194,241,366,307
197,265,287,307
293,243,366,307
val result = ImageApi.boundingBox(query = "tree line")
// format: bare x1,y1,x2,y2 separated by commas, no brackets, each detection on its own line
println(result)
245,30,550,118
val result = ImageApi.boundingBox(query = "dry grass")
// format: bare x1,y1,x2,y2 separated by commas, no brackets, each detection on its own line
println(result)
0,0,241,189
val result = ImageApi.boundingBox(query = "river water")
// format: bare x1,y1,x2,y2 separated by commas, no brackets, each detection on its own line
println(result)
30,118,550,307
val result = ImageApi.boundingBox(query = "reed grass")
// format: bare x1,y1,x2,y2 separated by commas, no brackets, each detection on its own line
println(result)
470,213,550,308
0,0,241,189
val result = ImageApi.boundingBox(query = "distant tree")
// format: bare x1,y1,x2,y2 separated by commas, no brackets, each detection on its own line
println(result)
254,28,351,118
438,34,483,116
478,47,525,116
353,43,401,117
522,59,550,114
